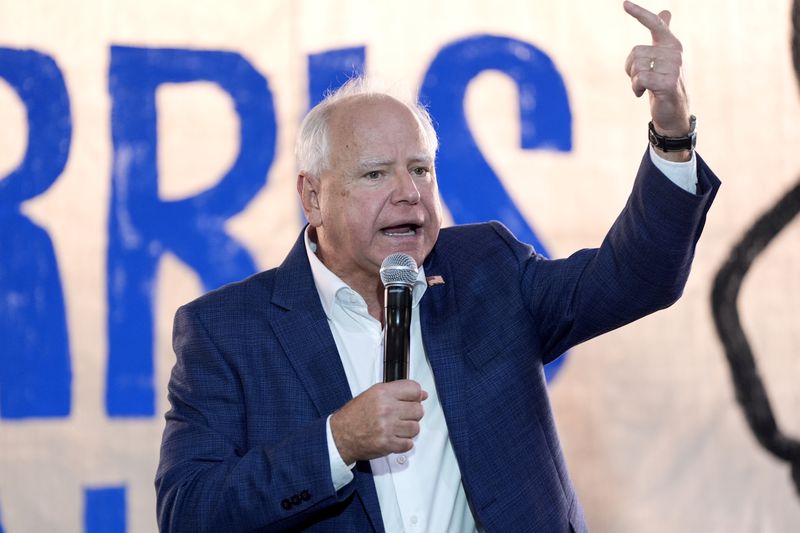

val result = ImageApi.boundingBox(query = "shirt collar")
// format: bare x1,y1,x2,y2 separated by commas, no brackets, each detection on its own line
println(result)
304,227,428,319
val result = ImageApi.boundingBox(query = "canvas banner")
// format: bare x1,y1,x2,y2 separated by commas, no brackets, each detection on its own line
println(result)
1,0,798,531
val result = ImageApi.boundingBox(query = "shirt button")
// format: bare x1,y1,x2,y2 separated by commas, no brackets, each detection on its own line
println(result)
410,515,418,525
396,455,406,465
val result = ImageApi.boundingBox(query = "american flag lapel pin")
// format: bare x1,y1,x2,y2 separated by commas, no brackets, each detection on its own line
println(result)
426,275,445,287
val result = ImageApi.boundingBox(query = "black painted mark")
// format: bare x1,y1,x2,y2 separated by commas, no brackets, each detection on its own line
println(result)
711,1,800,496
711,180,800,496
711,0,800,496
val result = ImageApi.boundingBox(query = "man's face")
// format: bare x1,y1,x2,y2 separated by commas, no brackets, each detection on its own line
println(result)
302,96,443,289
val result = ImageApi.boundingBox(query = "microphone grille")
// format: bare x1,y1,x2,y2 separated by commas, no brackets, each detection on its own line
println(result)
380,253,418,287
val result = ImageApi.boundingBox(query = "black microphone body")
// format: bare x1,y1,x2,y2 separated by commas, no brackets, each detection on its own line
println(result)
383,284,412,382
380,252,417,382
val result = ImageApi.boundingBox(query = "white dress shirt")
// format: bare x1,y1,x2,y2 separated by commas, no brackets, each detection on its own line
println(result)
305,149,697,532
306,231,478,532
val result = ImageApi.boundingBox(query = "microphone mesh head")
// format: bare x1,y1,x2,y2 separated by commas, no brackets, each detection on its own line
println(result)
380,253,418,287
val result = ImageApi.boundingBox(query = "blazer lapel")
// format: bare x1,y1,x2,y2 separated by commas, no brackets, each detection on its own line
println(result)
270,235,351,417
419,251,470,468
270,231,384,532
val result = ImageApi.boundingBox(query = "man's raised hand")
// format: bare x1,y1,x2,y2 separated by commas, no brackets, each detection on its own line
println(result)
623,0,691,138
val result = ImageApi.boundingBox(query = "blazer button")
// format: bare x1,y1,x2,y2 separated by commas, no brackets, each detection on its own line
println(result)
281,499,292,510
290,494,301,506
300,490,311,501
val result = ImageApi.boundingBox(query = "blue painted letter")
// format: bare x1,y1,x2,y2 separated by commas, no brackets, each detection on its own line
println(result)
307,46,366,109
84,486,126,533
0,48,72,418
420,35,572,380
107,47,276,416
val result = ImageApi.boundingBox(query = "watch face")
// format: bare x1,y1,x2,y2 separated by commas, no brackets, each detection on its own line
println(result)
648,129,659,146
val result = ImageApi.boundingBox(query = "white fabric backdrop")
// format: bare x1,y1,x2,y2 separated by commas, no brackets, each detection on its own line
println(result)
1,0,798,531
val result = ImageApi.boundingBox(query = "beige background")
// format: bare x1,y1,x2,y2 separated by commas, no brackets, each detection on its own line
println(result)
1,0,799,531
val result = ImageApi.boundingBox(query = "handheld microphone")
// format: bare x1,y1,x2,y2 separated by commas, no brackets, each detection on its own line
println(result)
379,253,418,382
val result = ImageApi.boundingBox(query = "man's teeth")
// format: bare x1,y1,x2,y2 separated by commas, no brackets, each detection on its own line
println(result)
383,227,417,236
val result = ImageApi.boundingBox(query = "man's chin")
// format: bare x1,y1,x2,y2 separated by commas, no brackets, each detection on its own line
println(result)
375,230,437,266
374,246,424,268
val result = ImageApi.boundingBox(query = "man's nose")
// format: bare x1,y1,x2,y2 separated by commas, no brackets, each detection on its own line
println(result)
392,170,421,204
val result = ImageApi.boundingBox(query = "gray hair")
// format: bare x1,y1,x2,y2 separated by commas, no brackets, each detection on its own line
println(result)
295,77,439,177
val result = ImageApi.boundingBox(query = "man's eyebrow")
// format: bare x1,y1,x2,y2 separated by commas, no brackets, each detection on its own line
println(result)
357,154,434,169
357,158,393,169
408,154,434,165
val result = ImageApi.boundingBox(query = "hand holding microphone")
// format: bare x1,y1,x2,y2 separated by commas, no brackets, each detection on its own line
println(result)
329,252,424,463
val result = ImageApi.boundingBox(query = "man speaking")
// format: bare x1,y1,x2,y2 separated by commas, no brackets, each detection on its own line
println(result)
156,2,720,531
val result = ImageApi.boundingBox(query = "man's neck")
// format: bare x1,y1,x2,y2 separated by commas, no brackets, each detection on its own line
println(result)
308,228,385,323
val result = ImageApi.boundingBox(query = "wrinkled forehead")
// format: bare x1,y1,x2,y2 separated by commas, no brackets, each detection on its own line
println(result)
327,95,432,156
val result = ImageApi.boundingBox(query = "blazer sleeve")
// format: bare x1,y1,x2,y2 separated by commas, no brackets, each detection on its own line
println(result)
500,149,720,361
155,304,354,532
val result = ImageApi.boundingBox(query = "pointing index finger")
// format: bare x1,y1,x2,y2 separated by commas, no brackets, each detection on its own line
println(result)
623,1,680,48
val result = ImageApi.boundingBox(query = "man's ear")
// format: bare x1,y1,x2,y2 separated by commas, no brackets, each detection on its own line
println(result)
297,173,322,226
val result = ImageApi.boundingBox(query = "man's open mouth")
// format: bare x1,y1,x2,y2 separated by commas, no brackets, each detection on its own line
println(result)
382,224,418,236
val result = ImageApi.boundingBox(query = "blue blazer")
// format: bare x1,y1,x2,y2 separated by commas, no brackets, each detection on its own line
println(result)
156,152,719,532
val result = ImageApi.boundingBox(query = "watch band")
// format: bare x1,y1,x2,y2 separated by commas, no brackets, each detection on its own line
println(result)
648,115,697,152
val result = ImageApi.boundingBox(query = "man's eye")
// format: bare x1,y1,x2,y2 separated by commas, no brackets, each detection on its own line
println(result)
365,171,382,180
411,167,429,176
